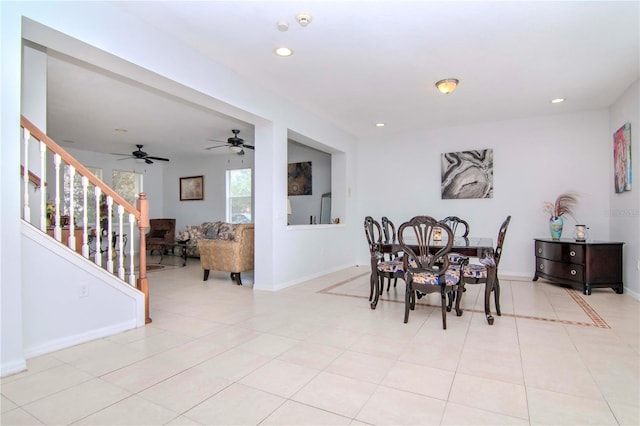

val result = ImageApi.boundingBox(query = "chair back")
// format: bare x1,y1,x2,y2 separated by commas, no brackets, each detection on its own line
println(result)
493,215,511,267
440,216,470,238
381,217,397,245
364,216,383,255
398,216,454,274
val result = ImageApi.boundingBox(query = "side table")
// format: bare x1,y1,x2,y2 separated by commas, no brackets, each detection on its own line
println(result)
159,239,190,266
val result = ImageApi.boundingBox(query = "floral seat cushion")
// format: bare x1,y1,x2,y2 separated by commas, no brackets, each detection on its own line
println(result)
411,269,460,286
377,259,403,274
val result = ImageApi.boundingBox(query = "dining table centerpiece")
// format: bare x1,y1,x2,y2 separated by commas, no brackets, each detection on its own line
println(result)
543,192,579,240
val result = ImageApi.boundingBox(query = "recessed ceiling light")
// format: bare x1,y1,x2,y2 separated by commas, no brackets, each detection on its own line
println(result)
274,47,293,57
114,128,128,132
375,123,385,127
551,98,565,104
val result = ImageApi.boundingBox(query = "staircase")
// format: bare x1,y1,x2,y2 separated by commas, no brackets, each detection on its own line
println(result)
20,115,152,326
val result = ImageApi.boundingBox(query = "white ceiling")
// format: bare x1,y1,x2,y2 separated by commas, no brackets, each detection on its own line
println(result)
45,1,639,161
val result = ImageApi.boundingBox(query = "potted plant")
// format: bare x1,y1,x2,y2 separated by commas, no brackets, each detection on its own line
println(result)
46,201,56,228
543,192,579,240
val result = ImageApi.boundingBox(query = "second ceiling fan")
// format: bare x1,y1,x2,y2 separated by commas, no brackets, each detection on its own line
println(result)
205,129,254,156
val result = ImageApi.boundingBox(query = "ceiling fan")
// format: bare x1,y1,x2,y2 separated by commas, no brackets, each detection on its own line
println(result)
113,144,170,164
205,129,254,156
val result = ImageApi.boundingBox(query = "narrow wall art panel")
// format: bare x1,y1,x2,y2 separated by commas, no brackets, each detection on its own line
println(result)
441,149,494,199
288,161,312,195
613,122,631,193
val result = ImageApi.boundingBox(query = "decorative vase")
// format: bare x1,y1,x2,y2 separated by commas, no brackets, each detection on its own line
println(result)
549,216,563,240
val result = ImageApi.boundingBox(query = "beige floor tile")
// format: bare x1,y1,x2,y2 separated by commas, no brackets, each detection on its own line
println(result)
21,378,130,425
520,345,603,400
164,414,203,425
449,373,528,420
123,329,195,356
138,366,233,413
147,311,228,338
355,385,446,425
100,354,187,393
381,360,455,400
527,386,617,425
0,407,44,425
608,401,640,426
292,372,377,418
305,327,362,350
441,401,529,425
182,383,284,425
325,350,396,384
154,337,230,369
0,354,63,384
349,333,409,360
67,341,149,376
262,400,352,425
194,347,271,381
0,364,93,406
1,394,18,413
235,333,300,357
276,341,343,370
239,358,319,398
457,346,524,385
398,340,463,372
73,394,179,425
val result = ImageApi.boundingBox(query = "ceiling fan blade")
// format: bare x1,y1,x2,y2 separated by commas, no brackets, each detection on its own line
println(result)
204,144,229,150
116,156,135,161
145,159,154,164
146,156,170,162
242,144,255,150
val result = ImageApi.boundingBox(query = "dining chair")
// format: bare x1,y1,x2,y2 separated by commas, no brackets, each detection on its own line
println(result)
460,215,511,317
440,216,470,238
364,216,404,308
398,216,466,328
381,216,402,292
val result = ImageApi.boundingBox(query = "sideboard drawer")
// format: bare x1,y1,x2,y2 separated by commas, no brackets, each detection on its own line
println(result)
537,258,584,283
535,240,584,263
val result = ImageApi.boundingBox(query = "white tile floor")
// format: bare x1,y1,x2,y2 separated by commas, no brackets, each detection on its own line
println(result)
1,261,639,425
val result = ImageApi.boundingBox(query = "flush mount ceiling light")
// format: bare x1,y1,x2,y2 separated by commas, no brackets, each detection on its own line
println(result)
274,47,293,57
435,78,459,94
551,98,565,104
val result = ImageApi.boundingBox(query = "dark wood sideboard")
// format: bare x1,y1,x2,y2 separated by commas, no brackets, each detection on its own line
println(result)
533,238,624,295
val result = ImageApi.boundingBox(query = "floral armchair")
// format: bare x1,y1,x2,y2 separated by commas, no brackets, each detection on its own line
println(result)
196,223,254,285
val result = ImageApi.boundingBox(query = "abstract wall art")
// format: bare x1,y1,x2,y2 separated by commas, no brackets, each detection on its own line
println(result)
288,161,312,196
613,122,631,193
441,149,494,199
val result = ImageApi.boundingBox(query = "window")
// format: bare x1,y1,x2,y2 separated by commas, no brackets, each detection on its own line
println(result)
63,165,102,225
111,169,142,207
226,168,252,223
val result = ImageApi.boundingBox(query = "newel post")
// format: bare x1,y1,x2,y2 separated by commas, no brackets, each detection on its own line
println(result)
137,193,151,324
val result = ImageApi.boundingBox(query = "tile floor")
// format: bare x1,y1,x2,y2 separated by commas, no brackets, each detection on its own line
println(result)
1,261,639,425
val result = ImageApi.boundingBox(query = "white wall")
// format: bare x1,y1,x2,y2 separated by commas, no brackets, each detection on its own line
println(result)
163,152,255,233
22,225,144,358
357,110,612,279
609,80,640,298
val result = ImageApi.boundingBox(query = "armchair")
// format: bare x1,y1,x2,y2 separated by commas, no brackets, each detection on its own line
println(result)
197,223,254,285
146,218,176,255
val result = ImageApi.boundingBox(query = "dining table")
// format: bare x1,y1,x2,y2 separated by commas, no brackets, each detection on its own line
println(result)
378,236,498,325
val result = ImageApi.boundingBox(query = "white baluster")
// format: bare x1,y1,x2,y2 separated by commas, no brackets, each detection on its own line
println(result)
22,128,31,221
39,141,46,231
117,205,125,280
53,154,62,241
94,187,102,267
128,214,136,286
67,165,76,251
82,176,89,258
106,195,114,273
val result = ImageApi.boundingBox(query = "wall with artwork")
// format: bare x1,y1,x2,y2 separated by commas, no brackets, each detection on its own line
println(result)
609,79,639,298
357,109,612,279
287,140,331,225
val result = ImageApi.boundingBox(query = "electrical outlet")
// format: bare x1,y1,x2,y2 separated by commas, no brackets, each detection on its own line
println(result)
80,283,89,298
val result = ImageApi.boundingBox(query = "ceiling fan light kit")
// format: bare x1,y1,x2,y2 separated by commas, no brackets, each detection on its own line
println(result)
435,78,459,94
205,129,254,155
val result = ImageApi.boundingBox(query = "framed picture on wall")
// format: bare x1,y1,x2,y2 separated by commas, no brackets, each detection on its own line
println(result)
180,175,204,201
288,161,312,195
441,149,494,199
613,122,631,193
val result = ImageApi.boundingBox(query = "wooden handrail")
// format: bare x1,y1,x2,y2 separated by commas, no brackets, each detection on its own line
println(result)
21,115,140,221
20,165,43,188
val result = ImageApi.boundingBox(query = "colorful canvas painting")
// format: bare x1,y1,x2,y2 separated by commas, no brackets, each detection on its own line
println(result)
441,149,493,199
288,162,312,195
613,123,631,193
